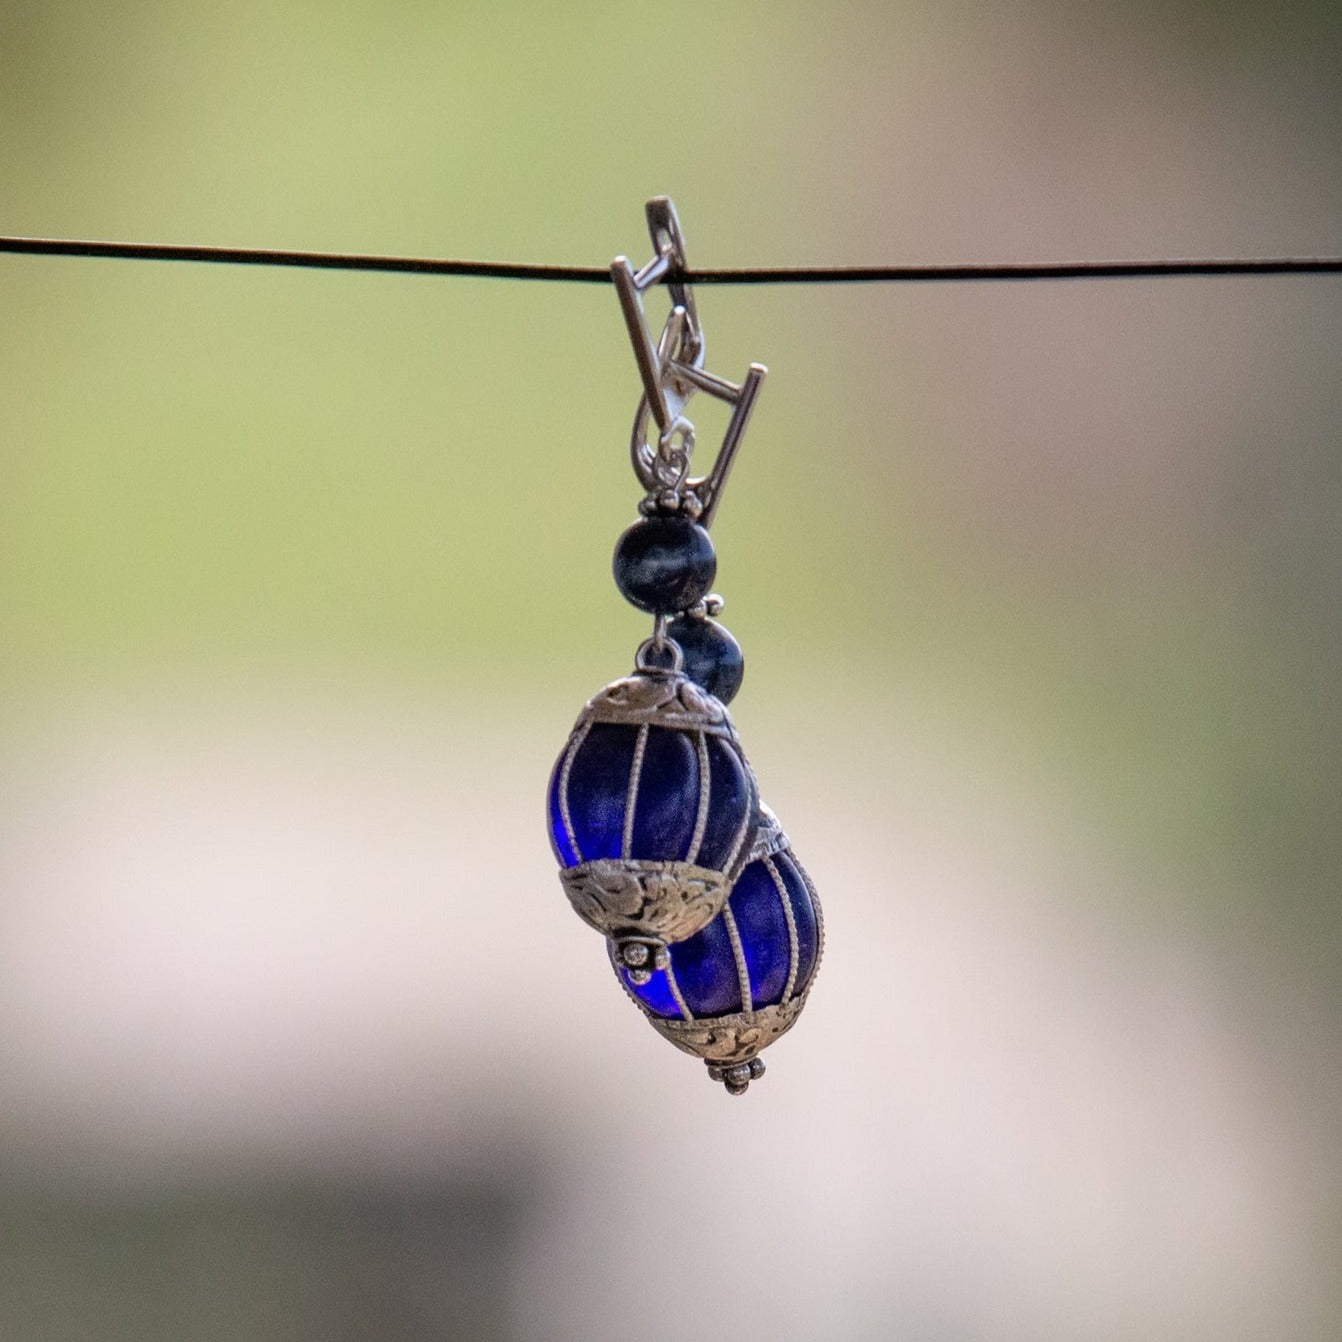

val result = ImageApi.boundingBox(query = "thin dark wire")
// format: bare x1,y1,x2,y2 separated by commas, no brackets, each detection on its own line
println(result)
2,235,1341,283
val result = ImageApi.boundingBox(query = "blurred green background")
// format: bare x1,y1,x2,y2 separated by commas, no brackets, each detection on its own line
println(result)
1,2,1339,1339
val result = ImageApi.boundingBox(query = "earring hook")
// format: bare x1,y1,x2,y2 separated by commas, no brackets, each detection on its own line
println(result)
611,196,703,431
611,196,767,527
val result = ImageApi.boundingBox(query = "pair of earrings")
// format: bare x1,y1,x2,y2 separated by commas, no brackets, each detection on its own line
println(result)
546,199,822,1096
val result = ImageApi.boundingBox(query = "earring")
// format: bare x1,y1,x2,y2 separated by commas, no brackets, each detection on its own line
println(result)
546,198,822,1096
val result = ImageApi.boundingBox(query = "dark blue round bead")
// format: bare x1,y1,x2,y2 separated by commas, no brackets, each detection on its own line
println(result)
667,615,745,704
612,515,716,615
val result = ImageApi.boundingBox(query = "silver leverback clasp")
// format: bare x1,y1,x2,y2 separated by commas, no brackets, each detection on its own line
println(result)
611,196,766,529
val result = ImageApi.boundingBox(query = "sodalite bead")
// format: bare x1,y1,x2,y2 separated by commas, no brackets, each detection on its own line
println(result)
613,804,823,1095
548,669,758,946
666,614,744,705
612,515,717,614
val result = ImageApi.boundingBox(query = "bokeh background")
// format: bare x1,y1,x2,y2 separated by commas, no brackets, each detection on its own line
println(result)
1,2,1340,1338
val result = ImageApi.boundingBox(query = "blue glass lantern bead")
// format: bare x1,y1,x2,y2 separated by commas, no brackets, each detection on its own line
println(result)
548,667,758,949
612,514,717,614
666,612,744,705
612,804,823,1095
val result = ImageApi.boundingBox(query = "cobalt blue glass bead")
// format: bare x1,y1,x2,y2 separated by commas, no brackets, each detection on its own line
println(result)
612,515,717,614
612,804,823,1095
666,614,745,705
548,668,758,946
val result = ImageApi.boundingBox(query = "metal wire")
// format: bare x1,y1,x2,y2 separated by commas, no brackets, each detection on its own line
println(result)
2,235,1340,284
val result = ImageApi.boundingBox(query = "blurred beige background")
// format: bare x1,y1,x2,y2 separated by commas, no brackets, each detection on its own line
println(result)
1,2,1340,1338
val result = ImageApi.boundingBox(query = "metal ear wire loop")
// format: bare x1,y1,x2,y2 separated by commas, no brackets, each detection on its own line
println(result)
628,361,766,526
611,197,704,432
611,196,767,526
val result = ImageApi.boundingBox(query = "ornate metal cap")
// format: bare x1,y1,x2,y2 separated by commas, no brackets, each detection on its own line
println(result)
561,859,731,945
645,995,812,1095
577,669,737,738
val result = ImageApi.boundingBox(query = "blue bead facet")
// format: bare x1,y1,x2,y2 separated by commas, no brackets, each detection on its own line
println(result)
730,857,792,1006
775,849,821,988
659,912,743,1017
546,757,580,867
560,722,637,862
628,964,682,1018
696,735,752,871
666,615,745,704
628,726,700,861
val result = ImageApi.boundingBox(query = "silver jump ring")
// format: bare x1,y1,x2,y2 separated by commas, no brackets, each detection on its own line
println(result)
634,633,685,674
630,399,696,495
